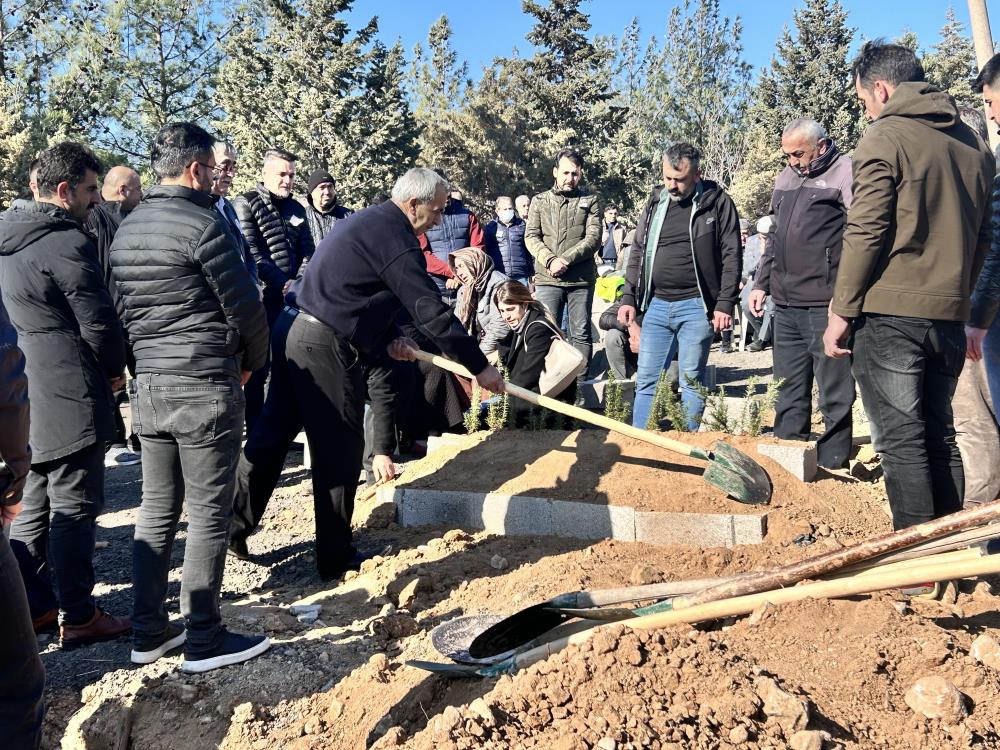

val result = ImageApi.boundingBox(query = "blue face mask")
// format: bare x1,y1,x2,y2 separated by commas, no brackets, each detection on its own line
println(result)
498,209,515,224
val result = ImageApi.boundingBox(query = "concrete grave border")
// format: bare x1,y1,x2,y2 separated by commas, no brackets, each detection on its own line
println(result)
377,487,767,548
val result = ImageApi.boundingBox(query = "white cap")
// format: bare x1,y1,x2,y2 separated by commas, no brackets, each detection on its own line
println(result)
756,216,773,235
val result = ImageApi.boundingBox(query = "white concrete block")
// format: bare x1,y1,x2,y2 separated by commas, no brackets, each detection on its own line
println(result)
757,441,818,482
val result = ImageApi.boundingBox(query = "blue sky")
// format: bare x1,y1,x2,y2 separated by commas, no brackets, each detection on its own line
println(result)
345,1,999,76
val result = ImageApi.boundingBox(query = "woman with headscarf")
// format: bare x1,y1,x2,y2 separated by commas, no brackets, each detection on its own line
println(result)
449,247,510,362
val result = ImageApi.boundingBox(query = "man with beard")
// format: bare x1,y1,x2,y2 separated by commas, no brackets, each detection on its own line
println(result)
619,142,741,430
748,118,856,469
303,169,353,246
233,149,315,431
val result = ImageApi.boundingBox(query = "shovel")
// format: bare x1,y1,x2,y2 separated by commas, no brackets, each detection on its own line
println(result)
467,515,1000,658
411,350,772,505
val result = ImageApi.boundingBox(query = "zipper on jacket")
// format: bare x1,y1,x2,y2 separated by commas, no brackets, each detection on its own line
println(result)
688,191,708,314
825,247,832,286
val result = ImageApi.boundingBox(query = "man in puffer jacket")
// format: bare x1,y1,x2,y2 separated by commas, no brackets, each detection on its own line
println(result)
525,148,602,402
111,122,270,674
303,169,353,246
232,148,315,431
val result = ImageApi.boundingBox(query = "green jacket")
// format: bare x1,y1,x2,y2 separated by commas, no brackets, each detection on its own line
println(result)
524,186,601,287
832,82,995,322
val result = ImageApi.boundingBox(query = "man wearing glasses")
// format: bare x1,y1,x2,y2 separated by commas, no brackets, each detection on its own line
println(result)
211,142,260,293
749,117,856,470
110,122,270,672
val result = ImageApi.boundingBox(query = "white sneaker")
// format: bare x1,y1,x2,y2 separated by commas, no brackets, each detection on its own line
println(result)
105,446,141,468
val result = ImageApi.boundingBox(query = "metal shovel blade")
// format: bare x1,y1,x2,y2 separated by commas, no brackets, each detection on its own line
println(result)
703,441,772,505
430,615,516,665
467,602,572,659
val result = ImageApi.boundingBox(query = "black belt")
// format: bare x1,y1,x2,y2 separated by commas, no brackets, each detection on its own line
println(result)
294,308,325,327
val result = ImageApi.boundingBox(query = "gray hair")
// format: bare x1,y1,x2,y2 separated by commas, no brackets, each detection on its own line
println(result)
782,118,827,143
662,142,701,172
391,168,449,203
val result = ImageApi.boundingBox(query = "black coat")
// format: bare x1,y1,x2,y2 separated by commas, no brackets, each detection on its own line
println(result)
0,201,125,462
0,296,30,503
232,184,315,303
110,185,269,379
496,307,574,404
304,196,353,247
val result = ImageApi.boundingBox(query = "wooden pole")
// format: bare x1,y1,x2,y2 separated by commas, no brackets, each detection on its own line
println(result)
968,0,1000,150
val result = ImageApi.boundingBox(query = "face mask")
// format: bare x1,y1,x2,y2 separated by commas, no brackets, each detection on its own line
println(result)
498,209,515,224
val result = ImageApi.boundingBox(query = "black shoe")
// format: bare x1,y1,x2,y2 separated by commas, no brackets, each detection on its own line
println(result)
747,340,765,352
719,343,734,354
131,622,186,664
180,630,271,673
227,538,251,561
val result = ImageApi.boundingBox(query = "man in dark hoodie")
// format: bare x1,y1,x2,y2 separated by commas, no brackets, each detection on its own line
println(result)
303,169,353,246
824,41,994,533
749,118,855,470
0,141,131,648
619,142,742,430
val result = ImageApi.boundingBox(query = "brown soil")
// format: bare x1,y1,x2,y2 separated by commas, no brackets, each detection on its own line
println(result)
42,426,1000,750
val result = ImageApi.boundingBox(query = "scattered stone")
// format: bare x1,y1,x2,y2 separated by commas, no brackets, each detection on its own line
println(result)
179,684,198,703
290,603,323,624
972,581,994,601
629,563,659,586
748,602,775,626
790,730,829,750
379,602,398,617
444,529,472,543
904,676,967,723
439,706,462,734
369,653,390,677
970,634,1000,671
469,698,495,726
490,555,509,570
325,699,345,722
375,612,420,640
394,576,432,609
757,677,810,732
815,524,832,537
371,726,407,748
729,725,750,744
793,533,816,547
596,738,617,750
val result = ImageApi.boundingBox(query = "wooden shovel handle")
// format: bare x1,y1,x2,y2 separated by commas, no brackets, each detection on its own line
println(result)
412,349,705,461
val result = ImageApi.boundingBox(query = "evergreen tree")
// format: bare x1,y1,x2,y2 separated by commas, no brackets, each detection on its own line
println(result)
729,71,784,222
216,0,419,205
640,0,752,187
0,80,32,206
924,7,978,108
768,0,861,152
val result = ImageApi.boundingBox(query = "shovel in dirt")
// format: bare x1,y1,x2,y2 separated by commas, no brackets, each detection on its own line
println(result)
411,350,772,505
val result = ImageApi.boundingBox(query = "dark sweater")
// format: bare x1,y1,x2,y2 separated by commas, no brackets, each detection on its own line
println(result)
652,195,698,302
292,201,488,375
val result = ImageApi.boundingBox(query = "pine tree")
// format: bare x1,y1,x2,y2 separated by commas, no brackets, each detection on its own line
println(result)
924,8,979,108
768,0,862,152
729,72,784,222
639,0,752,187
0,80,32,206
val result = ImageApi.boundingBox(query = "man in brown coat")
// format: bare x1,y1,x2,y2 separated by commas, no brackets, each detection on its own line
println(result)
824,41,995,531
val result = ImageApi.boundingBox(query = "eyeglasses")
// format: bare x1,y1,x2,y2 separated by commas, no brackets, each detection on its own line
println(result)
193,161,217,175
214,161,237,176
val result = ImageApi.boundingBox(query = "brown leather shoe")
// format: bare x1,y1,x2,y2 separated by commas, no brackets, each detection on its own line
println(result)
32,608,58,633
61,607,132,650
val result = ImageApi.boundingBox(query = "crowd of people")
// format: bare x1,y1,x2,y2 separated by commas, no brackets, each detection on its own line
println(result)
3,39,1000,748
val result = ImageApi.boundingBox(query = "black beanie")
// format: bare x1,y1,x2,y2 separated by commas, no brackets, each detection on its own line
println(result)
307,169,335,194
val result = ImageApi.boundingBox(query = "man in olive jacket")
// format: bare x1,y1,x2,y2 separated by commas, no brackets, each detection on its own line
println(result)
824,42,995,532
525,148,602,400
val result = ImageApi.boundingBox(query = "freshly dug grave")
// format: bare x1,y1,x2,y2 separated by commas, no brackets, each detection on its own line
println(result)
41,427,1000,750
397,429,860,518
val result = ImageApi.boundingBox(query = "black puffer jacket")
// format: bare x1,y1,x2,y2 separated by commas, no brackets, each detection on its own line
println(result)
232,184,315,302
0,201,125,462
110,185,269,379
304,195,353,247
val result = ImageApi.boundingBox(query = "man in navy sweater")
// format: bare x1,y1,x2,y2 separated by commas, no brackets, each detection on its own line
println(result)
285,168,503,579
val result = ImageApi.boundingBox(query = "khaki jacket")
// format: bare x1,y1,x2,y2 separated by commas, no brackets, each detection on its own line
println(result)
832,82,995,321
525,186,601,286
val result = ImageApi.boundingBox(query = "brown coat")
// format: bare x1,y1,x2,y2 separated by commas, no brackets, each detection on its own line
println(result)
832,82,995,321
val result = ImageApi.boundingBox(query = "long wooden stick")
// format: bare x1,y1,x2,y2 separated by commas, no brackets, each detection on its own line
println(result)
675,501,1000,609
487,551,1000,675
412,349,709,460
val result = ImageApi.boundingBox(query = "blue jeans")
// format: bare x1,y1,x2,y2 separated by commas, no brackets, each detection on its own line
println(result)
632,297,714,430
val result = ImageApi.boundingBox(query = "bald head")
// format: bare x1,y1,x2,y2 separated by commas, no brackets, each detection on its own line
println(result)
103,166,142,212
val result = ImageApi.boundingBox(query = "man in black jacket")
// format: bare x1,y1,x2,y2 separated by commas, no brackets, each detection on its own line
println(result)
87,165,143,469
111,123,270,673
619,143,742,431
285,167,504,579
0,141,131,649
749,118,855,469
0,297,45,750
303,169,353,246
233,148,315,432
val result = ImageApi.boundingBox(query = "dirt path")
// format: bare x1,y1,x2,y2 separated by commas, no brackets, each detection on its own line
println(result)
40,422,1000,749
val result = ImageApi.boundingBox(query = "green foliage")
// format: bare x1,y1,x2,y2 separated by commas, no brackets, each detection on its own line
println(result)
698,383,732,433
743,377,784,438
924,8,979,109
464,379,483,434
603,370,632,424
646,370,688,432
0,80,32,206
485,365,511,431
687,375,785,436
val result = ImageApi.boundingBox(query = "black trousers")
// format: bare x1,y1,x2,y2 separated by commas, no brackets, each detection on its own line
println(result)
0,531,45,750
772,305,855,468
9,442,105,624
243,298,282,435
230,308,302,545
281,314,364,577
852,314,965,530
